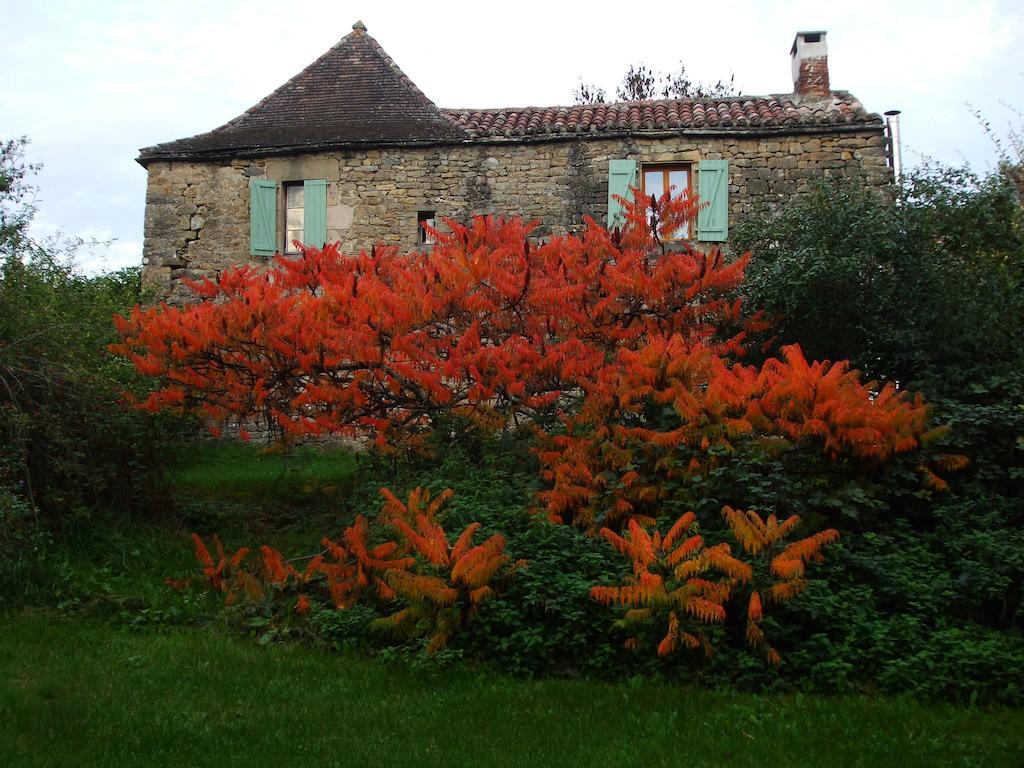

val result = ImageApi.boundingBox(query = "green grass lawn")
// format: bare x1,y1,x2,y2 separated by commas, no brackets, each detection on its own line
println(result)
7,441,360,622
164,440,358,501
1,613,1022,768
5,441,1022,766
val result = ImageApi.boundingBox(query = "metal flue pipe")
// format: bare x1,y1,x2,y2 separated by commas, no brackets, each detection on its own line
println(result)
885,110,903,184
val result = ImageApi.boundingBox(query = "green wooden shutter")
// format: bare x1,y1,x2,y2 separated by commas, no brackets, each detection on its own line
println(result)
249,179,277,256
607,159,638,229
303,179,328,248
697,160,729,242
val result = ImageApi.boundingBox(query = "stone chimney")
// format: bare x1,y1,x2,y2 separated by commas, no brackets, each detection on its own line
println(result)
791,31,830,98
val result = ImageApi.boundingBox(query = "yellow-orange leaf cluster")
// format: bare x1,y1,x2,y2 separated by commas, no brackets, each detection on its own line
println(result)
540,342,931,530
722,506,840,664
590,506,839,664
379,496,522,652
590,514,749,657
184,488,519,654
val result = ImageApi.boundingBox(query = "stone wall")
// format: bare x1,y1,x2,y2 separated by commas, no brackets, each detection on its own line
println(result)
141,128,889,301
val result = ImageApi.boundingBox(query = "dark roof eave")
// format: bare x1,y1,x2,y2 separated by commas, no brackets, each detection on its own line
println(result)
137,120,883,167
136,137,466,167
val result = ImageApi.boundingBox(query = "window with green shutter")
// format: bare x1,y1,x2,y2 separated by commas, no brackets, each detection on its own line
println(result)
696,160,729,242
607,159,638,229
303,179,328,248
281,178,329,254
249,179,277,257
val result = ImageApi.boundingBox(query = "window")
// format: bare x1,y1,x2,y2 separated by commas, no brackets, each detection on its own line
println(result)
604,159,728,243
284,183,305,254
641,164,691,239
249,178,327,257
418,210,437,244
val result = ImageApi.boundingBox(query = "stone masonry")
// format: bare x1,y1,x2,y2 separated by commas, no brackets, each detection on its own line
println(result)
142,130,888,301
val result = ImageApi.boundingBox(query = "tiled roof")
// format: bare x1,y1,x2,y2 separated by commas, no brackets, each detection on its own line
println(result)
442,92,878,138
138,25,881,164
138,23,467,162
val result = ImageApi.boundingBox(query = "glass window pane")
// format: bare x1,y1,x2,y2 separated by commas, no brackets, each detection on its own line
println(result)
286,228,302,251
643,165,692,239
286,208,304,230
668,170,688,198
286,185,304,207
644,170,664,200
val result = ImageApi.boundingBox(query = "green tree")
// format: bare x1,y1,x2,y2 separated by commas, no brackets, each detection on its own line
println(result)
0,137,39,256
732,167,1024,389
731,166,1024,638
574,63,738,105
0,138,176,516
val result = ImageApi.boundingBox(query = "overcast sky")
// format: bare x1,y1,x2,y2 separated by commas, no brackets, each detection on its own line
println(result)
3,0,1022,273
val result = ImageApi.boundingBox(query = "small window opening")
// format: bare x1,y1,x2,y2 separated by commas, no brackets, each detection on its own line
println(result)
418,210,437,244
803,33,821,43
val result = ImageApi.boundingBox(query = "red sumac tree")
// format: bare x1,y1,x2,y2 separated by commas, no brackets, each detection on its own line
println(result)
114,190,934,530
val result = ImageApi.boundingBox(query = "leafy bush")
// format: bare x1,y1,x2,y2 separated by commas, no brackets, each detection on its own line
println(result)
0,138,181,519
732,166,1024,388
726,166,1024,703
0,481,51,605
114,191,933,536
0,254,178,515
96,150,1022,704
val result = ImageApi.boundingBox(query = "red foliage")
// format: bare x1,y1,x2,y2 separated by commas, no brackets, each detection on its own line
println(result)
377,489,524,652
311,514,415,608
590,506,840,663
113,191,749,443
188,513,414,611
379,486,454,525
184,487,519,654
539,340,930,530
190,533,273,605
116,191,935,530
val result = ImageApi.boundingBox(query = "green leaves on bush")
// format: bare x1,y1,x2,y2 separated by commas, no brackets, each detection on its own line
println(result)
0,139,183,518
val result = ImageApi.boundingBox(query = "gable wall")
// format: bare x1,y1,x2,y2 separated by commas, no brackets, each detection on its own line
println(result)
141,129,889,302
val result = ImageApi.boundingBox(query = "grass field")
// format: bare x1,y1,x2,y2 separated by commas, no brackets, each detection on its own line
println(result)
4,442,1022,767
164,440,358,501
4,441,360,622
2,613,1023,768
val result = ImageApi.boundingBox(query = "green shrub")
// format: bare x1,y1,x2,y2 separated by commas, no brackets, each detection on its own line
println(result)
0,481,52,605
0,252,181,516
0,138,182,519
732,166,1024,388
722,165,1024,704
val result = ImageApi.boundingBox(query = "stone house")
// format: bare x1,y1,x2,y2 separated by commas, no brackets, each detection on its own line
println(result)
138,23,893,302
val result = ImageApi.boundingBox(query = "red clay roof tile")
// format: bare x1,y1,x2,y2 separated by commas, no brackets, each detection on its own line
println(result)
442,92,878,140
